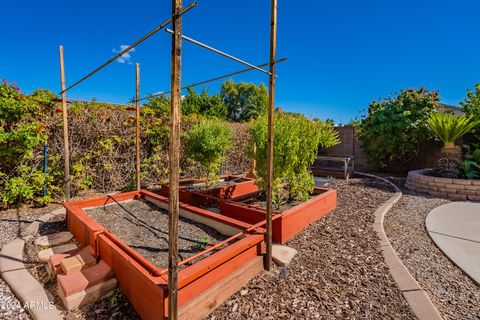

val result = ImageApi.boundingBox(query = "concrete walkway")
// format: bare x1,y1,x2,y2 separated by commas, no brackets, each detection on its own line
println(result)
426,202,480,285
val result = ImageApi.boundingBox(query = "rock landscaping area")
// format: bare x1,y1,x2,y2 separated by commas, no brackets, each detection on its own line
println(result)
0,207,37,320
384,177,480,320
210,177,415,319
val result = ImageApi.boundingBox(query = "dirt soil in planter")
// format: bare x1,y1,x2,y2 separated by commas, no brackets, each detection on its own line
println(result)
384,176,480,320
210,177,415,319
182,177,247,192
238,190,317,212
85,199,230,270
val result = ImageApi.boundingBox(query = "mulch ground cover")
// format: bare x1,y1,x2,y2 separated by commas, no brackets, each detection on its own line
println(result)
209,177,415,319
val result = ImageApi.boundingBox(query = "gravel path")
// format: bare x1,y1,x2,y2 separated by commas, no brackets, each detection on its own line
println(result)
210,177,415,319
384,179,480,320
0,205,61,320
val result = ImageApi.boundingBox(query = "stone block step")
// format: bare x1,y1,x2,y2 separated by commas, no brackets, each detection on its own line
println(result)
34,231,73,247
60,250,96,275
48,245,93,276
38,243,78,262
272,244,297,266
57,260,115,298
58,277,118,311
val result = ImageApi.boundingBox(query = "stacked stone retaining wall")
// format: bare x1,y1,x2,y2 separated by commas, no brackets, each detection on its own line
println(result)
405,169,480,201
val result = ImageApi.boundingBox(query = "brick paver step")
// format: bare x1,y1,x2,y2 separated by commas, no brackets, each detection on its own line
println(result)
60,250,96,275
58,277,118,311
57,260,115,297
48,245,93,276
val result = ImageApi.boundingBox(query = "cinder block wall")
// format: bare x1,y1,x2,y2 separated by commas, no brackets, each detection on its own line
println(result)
319,125,467,173
319,125,375,172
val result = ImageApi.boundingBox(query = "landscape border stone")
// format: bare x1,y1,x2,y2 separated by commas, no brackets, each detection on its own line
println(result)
0,238,63,320
357,172,443,320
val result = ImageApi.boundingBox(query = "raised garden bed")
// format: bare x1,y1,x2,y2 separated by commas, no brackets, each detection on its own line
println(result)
160,175,258,201
64,190,264,320
405,169,480,201
84,199,231,270
161,178,337,244
220,187,337,244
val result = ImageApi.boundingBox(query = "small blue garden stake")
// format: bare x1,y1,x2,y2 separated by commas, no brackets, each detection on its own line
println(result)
43,143,48,198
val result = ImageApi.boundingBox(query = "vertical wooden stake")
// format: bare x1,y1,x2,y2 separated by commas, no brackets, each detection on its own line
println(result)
168,0,182,319
59,45,71,201
135,63,141,190
265,0,278,271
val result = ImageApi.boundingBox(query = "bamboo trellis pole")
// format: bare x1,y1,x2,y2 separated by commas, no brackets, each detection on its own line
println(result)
265,0,278,271
135,63,141,190
59,1,197,95
59,45,71,201
168,0,182,318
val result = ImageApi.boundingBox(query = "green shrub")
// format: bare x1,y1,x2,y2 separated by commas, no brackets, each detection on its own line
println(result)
460,83,480,139
185,120,233,186
357,88,438,170
251,113,339,203
463,144,480,179
0,81,49,206
0,165,46,205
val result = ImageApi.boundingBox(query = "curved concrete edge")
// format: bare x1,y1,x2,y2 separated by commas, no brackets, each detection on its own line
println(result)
426,202,480,285
0,238,64,320
356,172,443,320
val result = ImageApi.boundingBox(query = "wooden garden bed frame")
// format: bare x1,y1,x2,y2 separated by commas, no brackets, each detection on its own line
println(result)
57,1,283,316
64,190,265,320
160,175,259,200
160,177,337,244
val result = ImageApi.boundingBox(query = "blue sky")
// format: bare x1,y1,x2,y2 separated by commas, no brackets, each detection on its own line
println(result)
1,0,479,123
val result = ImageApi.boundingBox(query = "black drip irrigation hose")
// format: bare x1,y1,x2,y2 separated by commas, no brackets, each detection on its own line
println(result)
104,195,214,247
183,177,244,191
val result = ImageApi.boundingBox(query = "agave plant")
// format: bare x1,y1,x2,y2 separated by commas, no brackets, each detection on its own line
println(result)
427,112,480,178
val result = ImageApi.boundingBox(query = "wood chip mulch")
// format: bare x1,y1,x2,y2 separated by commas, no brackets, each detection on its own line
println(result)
384,178,480,320
209,177,415,319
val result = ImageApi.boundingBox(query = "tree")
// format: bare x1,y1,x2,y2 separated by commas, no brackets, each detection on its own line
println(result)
221,80,268,122
427,112,479,178
182,87,227,119
251,112,339,204
185,120,233,187
460,83,480,139
357,88,438,170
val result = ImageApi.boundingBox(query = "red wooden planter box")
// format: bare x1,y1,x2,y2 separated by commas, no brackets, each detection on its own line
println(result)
160,175,259,201
160,178,337,244
220,187,337,244
64,190,264,320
